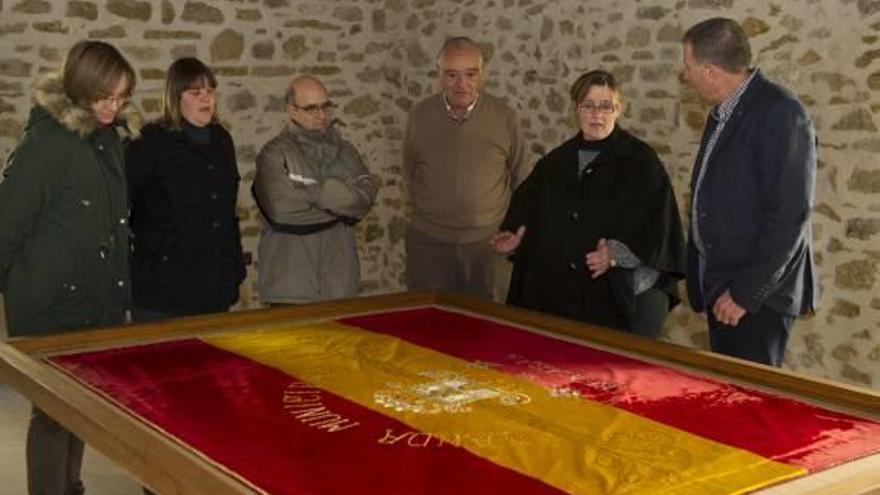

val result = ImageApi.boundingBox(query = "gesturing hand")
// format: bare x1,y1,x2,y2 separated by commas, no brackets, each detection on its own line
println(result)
490,225,526,255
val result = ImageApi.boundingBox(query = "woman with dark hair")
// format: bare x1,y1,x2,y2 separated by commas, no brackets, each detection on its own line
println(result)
0,40,140,495
125,58,245,321
492,70,686,338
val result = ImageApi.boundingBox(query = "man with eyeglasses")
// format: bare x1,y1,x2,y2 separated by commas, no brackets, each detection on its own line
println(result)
403,36,528,301
681,18,818,366
253,75,377,305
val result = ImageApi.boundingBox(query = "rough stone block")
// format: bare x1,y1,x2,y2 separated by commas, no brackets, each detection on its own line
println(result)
848,168,880,193
170,44,198,60
285,20,341,31
89,25,126,39
741,17,770,37
107,0,151,22
141,98,161,113
856,48,880,68
841,363,871,386
799,49,821,65
123,46,162,63
832,108,877,132
0,81,24,96
38,46,60,62
282,35,308,61
0,59,32,77
0,99,15,114
144,30,200,40
0,23,28,37
333,6,363,22
12,0,51,14
636,6,668,20
830,299,861,318
237,9,261,21
161,0,176,24
0,118,24,138
858,0,880,16
252,41,275,60
687,0,733,8
139,68,165,80
846,218,880,240
182,1,224,24
33,21,69,34
211,28,244,62
66,1,98,20
213,66,248,77
835,259,877,290
251,65,293,77
343,95,380,118
627,26,651,47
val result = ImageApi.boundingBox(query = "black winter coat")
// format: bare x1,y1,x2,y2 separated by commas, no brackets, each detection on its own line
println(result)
501,127,686,331
125,123,245,315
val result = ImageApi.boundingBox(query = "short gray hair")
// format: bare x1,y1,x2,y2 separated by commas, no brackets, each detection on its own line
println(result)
436,36,484,67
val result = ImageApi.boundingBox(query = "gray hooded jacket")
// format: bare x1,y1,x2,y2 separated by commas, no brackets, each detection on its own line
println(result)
253,123,376,303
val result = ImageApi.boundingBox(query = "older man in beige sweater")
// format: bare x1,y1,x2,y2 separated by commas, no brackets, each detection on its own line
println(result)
403,37,528,300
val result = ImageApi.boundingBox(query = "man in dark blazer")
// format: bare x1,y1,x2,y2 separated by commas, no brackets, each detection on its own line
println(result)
680,17,818,367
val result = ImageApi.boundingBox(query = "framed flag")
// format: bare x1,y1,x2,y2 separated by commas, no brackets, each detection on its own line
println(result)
1,291,878,494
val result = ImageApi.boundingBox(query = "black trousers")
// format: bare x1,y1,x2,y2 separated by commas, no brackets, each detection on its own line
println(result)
629,287,670,339
27,408,85,495
708,305,794,367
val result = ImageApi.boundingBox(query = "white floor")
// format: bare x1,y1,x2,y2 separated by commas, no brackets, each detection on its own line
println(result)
0,384,140,494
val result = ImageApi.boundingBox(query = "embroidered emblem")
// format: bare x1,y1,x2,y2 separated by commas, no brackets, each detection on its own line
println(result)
374,370,530,414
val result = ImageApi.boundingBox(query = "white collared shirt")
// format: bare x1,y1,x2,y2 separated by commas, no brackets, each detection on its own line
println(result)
443,93,479,123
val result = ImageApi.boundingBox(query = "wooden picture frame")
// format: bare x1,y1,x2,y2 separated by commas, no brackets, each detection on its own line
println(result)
1,291,877,494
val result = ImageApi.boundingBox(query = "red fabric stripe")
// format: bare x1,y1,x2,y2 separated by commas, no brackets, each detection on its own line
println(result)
340,308,880,471
51,339,562,495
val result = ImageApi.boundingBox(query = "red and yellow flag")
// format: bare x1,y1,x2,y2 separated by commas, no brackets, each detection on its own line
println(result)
51,308,880,494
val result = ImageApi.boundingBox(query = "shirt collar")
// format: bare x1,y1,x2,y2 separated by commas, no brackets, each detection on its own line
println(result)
712,68,757,122
443,92,479,123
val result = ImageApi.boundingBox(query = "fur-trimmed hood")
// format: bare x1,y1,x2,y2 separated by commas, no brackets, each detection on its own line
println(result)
32,71,142,139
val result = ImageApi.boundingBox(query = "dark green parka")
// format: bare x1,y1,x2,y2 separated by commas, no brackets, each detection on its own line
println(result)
0,73,142,336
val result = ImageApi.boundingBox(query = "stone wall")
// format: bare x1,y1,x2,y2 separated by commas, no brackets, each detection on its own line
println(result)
0,0,877,389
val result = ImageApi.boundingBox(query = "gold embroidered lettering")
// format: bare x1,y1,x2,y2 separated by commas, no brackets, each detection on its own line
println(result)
315,418,360,432
407,433,434,447
377,429,412,445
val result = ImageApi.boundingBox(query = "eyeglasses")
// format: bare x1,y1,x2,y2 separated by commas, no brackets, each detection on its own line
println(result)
292,101,335,115
95,93,129,107
577,101,617,114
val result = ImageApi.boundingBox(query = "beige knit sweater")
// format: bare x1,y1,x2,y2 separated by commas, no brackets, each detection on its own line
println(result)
403,92,528,243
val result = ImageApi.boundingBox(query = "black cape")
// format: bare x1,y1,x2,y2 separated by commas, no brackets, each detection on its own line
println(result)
501,127,686,331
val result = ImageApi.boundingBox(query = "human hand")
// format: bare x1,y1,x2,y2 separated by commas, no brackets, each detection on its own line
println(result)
712,289,746,327
491,225,526,255
585,238,615,279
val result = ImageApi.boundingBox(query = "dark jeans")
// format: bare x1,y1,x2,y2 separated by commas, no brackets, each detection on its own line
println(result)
27,407,85,495
708,305,794,367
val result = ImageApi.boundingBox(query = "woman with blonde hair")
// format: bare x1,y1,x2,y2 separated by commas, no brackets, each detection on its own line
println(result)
125,57,245,322
0,40,140,495
492,70,686,337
